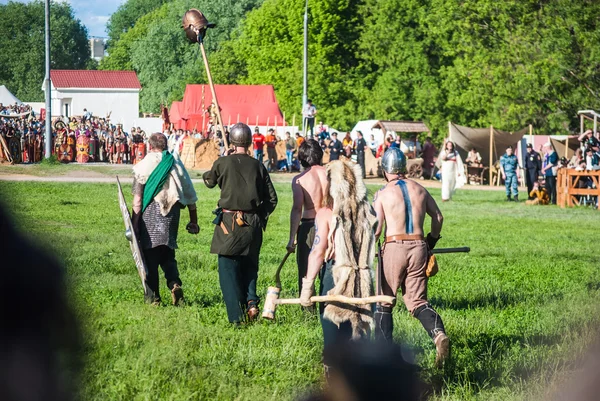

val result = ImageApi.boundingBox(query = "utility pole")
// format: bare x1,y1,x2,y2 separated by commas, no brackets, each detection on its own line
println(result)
302,0,308,137
44,0,52,158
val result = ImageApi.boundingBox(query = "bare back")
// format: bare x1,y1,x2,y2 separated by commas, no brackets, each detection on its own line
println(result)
295,165,328,219
374,178,438,237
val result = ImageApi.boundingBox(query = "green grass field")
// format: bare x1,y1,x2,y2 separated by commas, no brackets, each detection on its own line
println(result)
1,180,599,401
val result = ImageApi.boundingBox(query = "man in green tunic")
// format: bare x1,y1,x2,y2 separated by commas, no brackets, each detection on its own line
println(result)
203,123,278,324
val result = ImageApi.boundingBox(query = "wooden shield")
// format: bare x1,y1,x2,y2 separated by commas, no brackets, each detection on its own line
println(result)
76,136,90,163
116,177,153,298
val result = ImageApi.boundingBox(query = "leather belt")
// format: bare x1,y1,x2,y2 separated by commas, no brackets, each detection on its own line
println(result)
386,234,424,242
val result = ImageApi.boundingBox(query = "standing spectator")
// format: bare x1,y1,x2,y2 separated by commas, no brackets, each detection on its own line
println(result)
302,100,317,138
585,147,600,170
342,132,353,158
317,121,326,138
524,143,542,199
569,148,584,168
265,128,278,172
439,141,465,201
422,136,437,179
82,108,92,122
368,134,377,156
500,145,520,202
465,148,482,166
579,129,600,151
354,131,367,179
252,127,265,162
328,132,342,161
541,143,558,205
285,131,296,172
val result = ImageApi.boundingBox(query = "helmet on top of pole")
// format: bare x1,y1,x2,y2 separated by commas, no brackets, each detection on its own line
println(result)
182,9,216,43
229,123,252,148
381,148,407,175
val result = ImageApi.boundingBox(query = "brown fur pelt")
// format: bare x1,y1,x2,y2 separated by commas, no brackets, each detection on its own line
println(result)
323,160,378,339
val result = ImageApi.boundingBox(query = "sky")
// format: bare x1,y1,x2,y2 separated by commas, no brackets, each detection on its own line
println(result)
0,0,125,38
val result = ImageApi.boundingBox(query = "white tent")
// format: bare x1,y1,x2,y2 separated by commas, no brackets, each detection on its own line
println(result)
0,85,21,106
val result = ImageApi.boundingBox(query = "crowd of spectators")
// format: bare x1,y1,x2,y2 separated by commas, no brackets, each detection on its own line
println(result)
0,102,32,115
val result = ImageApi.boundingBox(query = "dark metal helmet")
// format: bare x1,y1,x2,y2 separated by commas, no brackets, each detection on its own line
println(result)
182,9,216,43
381,148,407,175
229,123,252,147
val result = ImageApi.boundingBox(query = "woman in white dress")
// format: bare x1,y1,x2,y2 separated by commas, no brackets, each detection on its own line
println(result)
440,141,466,201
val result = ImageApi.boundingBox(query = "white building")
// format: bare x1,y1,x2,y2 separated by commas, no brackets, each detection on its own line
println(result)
44,70,141,129
90,38,106,61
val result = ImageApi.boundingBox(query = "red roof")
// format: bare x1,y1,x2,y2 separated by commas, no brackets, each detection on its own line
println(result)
50,70,141,90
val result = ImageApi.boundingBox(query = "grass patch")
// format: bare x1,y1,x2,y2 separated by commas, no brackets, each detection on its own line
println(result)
1,181,598,400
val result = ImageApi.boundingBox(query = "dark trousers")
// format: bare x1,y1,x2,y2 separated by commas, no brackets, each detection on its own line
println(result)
143,246,182,302
303,117,315,138
218,254,260,323
526,169,538,199
545,175,557,205
296,219,315,295
357,151,366,178
319,260,353,348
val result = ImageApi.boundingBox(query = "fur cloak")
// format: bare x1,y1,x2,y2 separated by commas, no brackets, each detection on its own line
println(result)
323,160,378,339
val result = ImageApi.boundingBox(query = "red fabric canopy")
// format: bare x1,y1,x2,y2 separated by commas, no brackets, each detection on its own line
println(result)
169,101,185,130
176,84,285,132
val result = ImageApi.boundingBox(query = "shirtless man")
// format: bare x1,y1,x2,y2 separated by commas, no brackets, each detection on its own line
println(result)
287,139,328,294
372,148,449,367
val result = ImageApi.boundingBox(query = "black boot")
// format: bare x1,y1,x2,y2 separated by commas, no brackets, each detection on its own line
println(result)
506,196,512,202
374,305,394,342
514,195,519,202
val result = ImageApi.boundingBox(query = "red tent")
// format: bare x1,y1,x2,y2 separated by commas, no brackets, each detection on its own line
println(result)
169,101,185,130
177,84,285,132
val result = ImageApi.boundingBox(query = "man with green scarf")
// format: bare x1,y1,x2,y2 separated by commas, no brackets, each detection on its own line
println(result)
132,133,199,305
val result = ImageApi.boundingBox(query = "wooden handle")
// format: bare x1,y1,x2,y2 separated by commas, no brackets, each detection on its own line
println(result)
274,251,292,289
276,295,395,305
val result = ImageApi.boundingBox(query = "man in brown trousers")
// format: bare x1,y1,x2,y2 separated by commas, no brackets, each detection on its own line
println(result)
372,147,449,367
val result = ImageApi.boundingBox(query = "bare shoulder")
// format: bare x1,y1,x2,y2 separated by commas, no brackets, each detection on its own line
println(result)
293,170,308,185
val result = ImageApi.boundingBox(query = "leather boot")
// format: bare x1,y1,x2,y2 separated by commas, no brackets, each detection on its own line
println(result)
247,301,259,322
506,195,512,202
514,195,519,202
374,306,394,342
434,332,450,368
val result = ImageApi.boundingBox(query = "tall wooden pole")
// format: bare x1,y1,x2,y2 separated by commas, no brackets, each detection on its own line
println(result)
448,121,452,141
489,125,494,185
198,41,228,149
529,124,533,145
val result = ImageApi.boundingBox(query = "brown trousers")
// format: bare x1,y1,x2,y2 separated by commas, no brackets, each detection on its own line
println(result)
381,240,429,314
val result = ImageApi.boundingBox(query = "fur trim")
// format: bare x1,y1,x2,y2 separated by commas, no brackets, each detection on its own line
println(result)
323,160,377,339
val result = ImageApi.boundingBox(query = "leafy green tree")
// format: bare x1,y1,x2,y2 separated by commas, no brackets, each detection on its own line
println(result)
0,0,90,102
106,0,168,49
102,0,263,113
213,0,364,129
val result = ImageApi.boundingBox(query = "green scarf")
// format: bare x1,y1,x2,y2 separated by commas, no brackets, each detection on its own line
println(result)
142,150,175,213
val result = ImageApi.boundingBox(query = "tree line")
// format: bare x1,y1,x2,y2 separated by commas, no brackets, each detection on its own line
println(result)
4,0,600,141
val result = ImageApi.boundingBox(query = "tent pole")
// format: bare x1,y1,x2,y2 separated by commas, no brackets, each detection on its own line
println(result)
580,114,584,135
292,114,296,133
198,41,227,149
283,111,286,127
448,121,452,141
529,124,533,144
489,125,493,186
